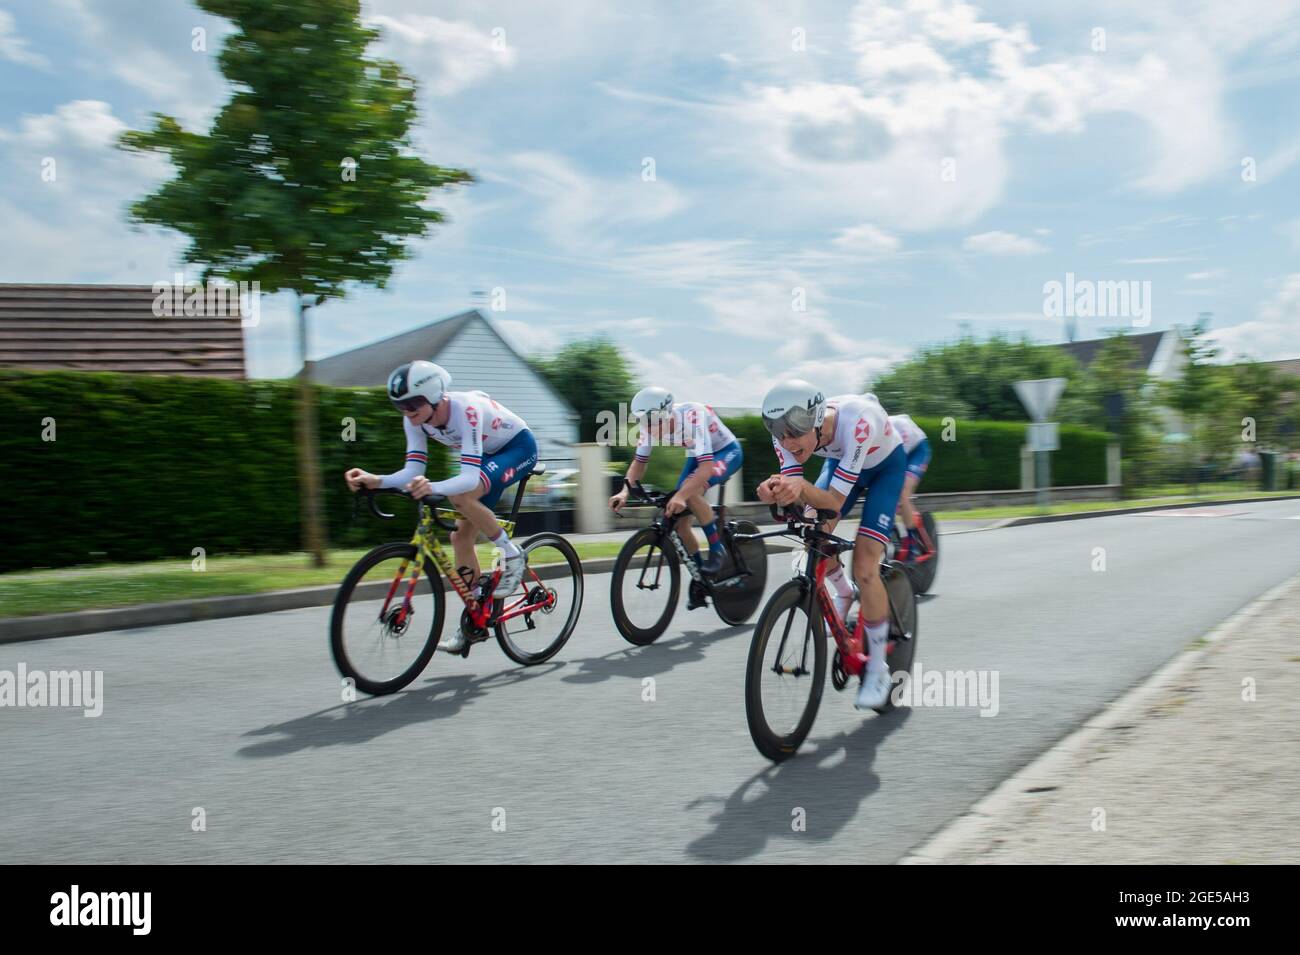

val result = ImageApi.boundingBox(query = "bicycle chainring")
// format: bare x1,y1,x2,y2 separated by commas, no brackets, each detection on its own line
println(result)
459,608,491,643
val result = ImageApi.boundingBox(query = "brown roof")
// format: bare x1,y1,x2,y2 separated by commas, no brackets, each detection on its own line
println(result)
0,283,246,378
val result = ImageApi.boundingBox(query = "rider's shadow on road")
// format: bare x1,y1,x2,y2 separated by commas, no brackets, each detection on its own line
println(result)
559,625,748,685
236,662,565,758
685,707,913,863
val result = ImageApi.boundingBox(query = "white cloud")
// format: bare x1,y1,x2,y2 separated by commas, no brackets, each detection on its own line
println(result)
962,231,1046,255
0,99,126,151
1207,274,1300,361
368,14,516,96
0,11,49,69
832,223,901,255
50,0,228,130
704,0,1276,232
0,100,180,281
502,151,687,256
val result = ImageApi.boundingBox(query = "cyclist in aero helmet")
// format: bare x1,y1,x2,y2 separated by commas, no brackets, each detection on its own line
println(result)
608,386,743,575
344,359,538,653
757,379,906,711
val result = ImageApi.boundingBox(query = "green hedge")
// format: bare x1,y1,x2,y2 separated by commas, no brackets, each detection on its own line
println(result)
0,370,450,572
720,414,1109,497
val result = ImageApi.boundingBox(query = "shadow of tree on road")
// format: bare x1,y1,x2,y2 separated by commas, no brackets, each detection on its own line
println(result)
236,661,566,758
559,624,748,685
685,707,913,862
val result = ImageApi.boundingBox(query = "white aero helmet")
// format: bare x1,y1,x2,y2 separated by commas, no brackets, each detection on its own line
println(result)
762,379,826,440
387,360,450,410
630,386,674,420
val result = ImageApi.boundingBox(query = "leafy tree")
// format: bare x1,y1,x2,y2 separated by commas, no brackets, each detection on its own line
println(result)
1071,333,1160,489
870,332,1086,422
1225,360,1288,448
119,0,472,565
1159,321,1235,488
530,338,638,461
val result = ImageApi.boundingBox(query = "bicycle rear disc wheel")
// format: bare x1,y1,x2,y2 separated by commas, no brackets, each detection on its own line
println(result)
610,527,680,645
905,511,940,595
712,520,768,626
744,580,827,762
495,532,584,665
875,561,918,714
330,542,446,696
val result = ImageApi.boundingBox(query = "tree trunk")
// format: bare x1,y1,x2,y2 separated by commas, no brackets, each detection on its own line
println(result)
295,292,327,567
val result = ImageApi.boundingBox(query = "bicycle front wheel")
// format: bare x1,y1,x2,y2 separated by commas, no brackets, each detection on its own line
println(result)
330,542,446,696
744,580,827,762
495,532,584,665
610,527,680,645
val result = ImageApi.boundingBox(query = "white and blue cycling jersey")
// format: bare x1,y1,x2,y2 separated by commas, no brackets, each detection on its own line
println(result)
380,390,530,501
889,414,926,453
771,394,901,495
772,394,905,544
635,402,737,467
890,413,931,479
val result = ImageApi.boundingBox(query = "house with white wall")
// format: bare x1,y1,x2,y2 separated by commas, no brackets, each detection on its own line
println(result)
311,309,580,472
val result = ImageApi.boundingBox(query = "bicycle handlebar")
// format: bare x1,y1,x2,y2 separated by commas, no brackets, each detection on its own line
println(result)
352,486,459,532
614,479,672,517
769,502,841,526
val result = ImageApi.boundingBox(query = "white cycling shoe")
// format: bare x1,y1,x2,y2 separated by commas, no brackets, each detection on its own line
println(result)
854,667,892,711
493,552,527,597
438,627,466,654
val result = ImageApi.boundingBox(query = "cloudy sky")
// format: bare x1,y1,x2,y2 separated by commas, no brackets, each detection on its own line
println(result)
3,0,1300,403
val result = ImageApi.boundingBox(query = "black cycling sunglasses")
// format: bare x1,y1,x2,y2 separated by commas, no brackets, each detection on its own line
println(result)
392,396,432,413
763,417,809,441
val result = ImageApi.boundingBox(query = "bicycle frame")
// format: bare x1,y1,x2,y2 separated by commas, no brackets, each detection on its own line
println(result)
624,482,754,592
376,504,554,635
755,515,902,680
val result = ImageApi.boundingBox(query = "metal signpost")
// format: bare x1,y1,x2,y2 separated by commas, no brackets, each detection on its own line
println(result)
1014,378,1067,508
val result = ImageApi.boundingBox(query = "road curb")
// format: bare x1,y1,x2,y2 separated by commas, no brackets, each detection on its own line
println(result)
994,493,1300,529
897,571,1300,865
0,542,799,645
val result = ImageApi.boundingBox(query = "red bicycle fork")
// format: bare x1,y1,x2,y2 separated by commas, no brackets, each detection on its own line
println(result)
813,557,893,678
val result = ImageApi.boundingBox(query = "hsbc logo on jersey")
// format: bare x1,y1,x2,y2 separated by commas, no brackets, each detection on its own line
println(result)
855,417,871,443
465,406,479,427
491,417,501,430
711,460,727,477
502,467,515,483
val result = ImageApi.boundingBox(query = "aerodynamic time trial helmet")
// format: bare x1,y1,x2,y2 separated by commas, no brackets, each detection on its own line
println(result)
761,380,826,440
387,360,450,411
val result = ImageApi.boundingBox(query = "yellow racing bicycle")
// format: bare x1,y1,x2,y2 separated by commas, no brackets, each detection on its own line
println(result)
330,468,583,696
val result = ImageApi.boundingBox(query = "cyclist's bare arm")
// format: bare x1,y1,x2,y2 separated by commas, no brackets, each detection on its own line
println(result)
799,482,846,515
610,459,648,510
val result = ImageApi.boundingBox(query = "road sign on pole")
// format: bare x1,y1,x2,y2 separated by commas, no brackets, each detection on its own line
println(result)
1013,378,1067,422
1014,378,1067,508
1027,422,1059,452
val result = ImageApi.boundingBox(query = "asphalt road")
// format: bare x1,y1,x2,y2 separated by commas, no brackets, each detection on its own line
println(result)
3,498,1299,864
